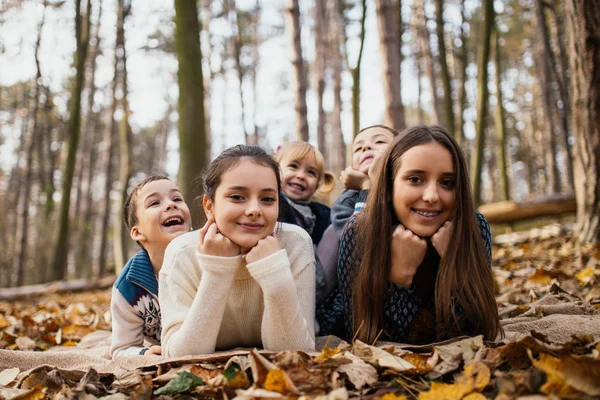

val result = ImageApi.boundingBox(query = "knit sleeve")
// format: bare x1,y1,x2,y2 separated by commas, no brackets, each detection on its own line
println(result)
476,211,493,264
330,190,359,237
109,287,147,358
336,221,361,341
160,248,242,357
246,245,315,351
353,190,369,214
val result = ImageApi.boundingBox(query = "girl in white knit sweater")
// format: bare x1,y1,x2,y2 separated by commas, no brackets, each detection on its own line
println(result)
159,145,316,356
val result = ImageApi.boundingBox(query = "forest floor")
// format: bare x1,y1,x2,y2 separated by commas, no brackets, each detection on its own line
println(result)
0,223,599,399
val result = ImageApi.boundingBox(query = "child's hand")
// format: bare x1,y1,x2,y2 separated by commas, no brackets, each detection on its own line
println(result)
144,345,162,356
431,221,452,259
389,225,427,288
367,150,384,182
340,167,370,190
245,234,281,264
198,217,241,257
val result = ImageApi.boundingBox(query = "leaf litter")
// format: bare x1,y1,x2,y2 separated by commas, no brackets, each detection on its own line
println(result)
0,224,599,398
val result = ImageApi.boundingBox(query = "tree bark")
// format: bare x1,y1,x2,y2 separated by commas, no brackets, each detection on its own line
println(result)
314,0,327,154
329,0,345,173
349,0,367,138
434,0,455,136
113,0,133,273
228,0,250,146
14,1,47,286
174,0,208,228
373,0,405,131
284,0,309,141
565,0,600,243
415,0,441,124
457,0,468,147
51,0,91,281
471,0,494,206
534,0,561,194
493,24,510,201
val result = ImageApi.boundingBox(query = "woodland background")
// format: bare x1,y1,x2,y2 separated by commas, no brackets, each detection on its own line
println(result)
0,0,598,289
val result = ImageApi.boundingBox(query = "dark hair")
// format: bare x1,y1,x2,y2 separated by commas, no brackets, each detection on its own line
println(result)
352,125,501,342
123,174,171,233
201,144,282,211
358,124,401,137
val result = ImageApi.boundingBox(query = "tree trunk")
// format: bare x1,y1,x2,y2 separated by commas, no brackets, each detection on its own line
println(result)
314,0,326,154
51,0,91,281
14,2,47,286
457,0,468,147
534,0,561,194
285,0,309,141
565,0,600,243
113,0,133,273
373,0,405,131
250,0,261,146
493,24,510,201
415,0,441,124
349,0,366,138
174,0,208,228
228,0,250,146
434,0,455,136
329,0,345,173
471,0,494,206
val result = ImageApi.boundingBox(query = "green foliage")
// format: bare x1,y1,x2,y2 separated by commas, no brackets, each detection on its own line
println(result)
154,371,205,395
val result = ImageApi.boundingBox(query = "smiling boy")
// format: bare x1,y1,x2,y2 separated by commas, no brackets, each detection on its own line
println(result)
110,175,191,358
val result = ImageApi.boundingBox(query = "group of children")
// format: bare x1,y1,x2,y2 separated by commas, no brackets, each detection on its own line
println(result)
109,124,501,358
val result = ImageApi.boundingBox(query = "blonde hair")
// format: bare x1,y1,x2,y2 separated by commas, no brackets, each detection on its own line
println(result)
274,141,335,197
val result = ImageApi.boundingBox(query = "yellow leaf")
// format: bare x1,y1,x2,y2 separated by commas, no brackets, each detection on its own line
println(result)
61,340,77,347
0,315,10,330
455,362,491,392
462,393,486,400
315,346,341,362
379,393,407,400
529,351,576,396
401,353,433,375
418,381,471,400
528,268,553,285
576,267,596,285
264,369,285,393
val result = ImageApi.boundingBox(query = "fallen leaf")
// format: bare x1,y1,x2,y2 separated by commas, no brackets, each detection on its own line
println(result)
455,362,491,391
249,349,276,386
528,268,553,285
311,387,349,400
15,336,36,351
153,371,204,395
336,352,377,390
221,361,250,389
234,387,287,399
462,393,486,400
417,381,471,400
576,267,596,285
528,351,576,397
315,347,341,362
378,393,407,400
0,384,46,400
431,336,485,377
0,368,19,386
264,369,298,394
352,340,415,372
560,354,600,396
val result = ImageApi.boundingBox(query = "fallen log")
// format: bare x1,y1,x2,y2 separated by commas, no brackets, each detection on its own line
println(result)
0,275,115,301
478,194,576,224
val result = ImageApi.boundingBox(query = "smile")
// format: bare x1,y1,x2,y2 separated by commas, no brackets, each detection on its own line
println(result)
238,223,264,231
162,216,184,227
412,209,442,218
288,182,305,191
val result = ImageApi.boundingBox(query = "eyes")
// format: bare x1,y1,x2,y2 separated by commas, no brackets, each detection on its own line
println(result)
407,176,456,189
287,162,317,177
148,197,183,207
228,194,277,203
353,140,388,153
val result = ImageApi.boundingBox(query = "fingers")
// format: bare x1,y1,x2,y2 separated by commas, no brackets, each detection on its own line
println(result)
198,215,214,243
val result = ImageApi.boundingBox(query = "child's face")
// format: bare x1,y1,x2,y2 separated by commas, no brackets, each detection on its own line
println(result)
204,159,279,252
131,179,192,250
279,154,319,202
392,142,456,237
352,127,395,174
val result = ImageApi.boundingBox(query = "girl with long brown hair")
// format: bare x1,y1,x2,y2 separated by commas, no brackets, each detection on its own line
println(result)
319,125,501,344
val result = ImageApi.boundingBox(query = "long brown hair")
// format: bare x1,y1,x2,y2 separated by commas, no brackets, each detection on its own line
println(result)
352,125,501,342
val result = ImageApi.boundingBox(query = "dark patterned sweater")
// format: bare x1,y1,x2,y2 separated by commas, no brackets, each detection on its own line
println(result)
316,212,492,343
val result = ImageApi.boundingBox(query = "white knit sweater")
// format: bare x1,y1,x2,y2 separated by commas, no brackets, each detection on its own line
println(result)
159,222,316,357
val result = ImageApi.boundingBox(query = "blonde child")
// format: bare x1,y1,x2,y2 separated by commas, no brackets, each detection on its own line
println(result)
159,145,316,356
110,175,191,358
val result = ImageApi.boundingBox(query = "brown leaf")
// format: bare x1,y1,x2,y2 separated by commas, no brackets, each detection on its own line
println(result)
15,336,36,351
560,354,600,396
336,352,377,390
249,349,276,386
0,367,19,386
455,362,491,392
352,340,415,372
0,384,46,400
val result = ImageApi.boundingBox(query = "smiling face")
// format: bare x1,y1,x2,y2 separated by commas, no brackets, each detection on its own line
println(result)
279,153,320,201
203,159,279,252
131,179,192,251
392,142,457,237
352,127,396,174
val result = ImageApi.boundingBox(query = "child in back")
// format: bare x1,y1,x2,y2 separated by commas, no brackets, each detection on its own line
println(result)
110,175,191,358
275,141,335,245
331,125,398,237
274,141,335,305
